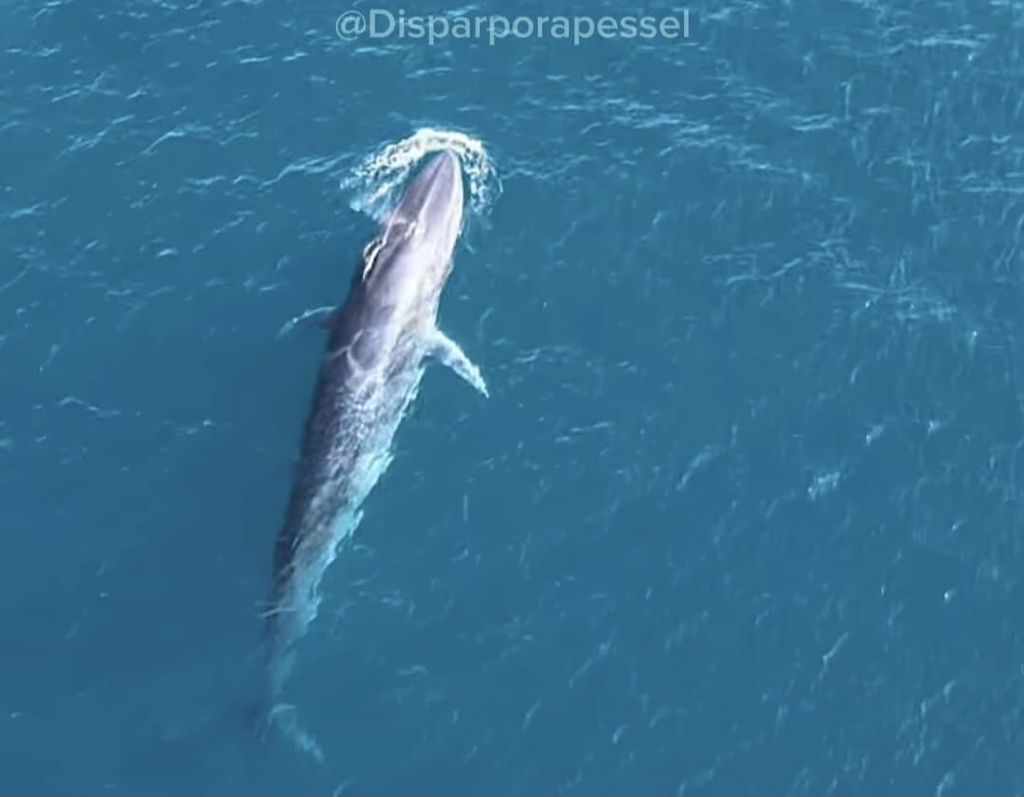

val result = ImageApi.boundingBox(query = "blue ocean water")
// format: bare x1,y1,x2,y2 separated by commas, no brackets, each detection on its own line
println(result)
3,0,1024,792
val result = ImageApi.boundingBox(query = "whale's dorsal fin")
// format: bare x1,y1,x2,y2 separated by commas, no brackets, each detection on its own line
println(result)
426,328,489,398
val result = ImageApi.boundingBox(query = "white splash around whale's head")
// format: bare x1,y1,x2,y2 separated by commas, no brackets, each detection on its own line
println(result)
342,127,501,224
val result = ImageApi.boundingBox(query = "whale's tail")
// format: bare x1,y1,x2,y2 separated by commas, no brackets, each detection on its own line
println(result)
267,703,325,762
240,622,328,763
241,698,325,763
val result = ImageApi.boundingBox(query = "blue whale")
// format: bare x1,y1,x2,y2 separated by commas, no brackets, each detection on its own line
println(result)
261,151,488,756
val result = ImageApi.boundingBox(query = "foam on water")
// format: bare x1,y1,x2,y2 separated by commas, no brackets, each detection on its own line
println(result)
341,127,501,222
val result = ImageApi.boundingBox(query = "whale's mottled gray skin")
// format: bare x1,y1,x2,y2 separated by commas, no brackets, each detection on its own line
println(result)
261,151,486,752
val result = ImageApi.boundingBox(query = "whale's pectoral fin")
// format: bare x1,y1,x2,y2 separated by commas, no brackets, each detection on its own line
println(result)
276,306,338,339
427,328,489,398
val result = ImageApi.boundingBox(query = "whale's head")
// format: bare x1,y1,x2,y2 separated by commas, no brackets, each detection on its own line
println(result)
359,150,465,318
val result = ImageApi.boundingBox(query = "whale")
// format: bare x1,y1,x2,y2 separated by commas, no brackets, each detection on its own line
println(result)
260,150,488,756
